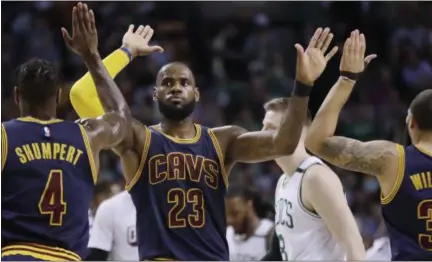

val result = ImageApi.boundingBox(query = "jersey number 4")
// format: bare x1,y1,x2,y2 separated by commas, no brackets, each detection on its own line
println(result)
168,188,204,228
38,170,66,226
418,200,432,251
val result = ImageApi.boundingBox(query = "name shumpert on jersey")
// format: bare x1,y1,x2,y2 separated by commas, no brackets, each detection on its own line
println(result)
15,142,84,165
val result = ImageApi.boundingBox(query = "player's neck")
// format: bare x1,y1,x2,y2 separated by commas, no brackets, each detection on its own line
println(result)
276,148,310,176
20,105,57,121
159,117,196,139
415,132,432,151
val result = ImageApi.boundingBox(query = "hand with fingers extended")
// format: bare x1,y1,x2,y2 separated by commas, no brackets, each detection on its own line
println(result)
62,2,98,57
340,30,377,79
294,27,339,86
122,25,164,59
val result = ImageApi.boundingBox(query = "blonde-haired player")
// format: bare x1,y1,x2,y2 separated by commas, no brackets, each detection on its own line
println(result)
261,97,365,260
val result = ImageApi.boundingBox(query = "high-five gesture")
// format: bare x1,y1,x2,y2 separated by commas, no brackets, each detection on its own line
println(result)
340,30,377,75
295,27,339,86
62,2,98,57
122,25,164,58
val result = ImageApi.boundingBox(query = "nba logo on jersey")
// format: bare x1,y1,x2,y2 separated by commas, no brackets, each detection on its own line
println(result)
44,126,50,137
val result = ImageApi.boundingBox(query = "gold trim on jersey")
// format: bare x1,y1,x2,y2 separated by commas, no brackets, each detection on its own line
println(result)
125,127,152,191
415,145,432,158
1,243,81,261
2,124,8,171
153,123,201,144
78,125,98,184
17,116,63,124
207,129,228,188
381,144,405,205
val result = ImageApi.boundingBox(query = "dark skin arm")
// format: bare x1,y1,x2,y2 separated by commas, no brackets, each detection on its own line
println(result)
213,27,339,169
305,30,402,200
67,5,163,184
305,30,400,177
87,248,109,261
261,229,282,261
63,3,132,174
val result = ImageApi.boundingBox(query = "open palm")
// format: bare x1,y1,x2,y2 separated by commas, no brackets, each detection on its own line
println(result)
62,2,98,57
122,25,164,58
294,28,339,86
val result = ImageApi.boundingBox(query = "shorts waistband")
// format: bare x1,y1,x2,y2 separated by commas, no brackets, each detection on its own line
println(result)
1,243,81,261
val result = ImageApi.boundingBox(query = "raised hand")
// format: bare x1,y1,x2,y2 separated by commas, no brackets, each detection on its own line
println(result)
295,27,339,86
62,2,98,57
122,25,164,58
340,30,377,74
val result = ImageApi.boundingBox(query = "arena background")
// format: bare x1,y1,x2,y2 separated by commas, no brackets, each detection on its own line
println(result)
2,1,432,249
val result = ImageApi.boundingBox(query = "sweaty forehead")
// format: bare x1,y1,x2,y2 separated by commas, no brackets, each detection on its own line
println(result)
157,64,194,82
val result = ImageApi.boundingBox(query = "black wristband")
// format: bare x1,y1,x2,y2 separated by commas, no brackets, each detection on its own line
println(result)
340,71,359,81
120,46,133,62
292,80,312,97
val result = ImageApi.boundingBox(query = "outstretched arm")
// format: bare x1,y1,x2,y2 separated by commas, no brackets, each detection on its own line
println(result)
63,3,132,152
70,49,131,118
224,27,339,163
305,30,400,177
69,21,163,119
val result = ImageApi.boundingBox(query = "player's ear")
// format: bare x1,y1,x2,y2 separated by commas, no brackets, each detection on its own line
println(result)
13,86,19,106
246,199,253,209
153,86,158,101
194,87,200,102
406,113,415,129
56,89,62,105
408,117,416,129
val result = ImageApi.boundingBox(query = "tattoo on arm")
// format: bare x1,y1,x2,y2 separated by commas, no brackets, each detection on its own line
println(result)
318,136,398,176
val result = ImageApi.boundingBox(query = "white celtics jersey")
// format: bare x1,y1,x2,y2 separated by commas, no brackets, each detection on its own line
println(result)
366,236,391,260
88,191,139,260
274,156,345,260
227,219,274,261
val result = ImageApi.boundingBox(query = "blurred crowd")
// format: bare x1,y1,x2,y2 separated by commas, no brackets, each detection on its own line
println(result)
2,1,432,249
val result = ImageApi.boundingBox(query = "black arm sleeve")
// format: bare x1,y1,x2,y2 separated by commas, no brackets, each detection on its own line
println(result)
261,230,282,261
86,248,109,261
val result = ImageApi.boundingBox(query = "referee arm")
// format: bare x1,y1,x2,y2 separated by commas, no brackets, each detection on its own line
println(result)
261,229,282,261
87,200,114,260
87,248,109,261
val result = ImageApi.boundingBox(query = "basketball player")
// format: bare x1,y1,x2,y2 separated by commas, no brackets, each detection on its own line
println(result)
305,29,432,260
70,24,339,260
225,185,275,261
258,98,365,260
87,191,138,260
1,4,132,261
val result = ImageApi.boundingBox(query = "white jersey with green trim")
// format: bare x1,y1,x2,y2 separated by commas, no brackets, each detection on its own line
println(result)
274,156,345,260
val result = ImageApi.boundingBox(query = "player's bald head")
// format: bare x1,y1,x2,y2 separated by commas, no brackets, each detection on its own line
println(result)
154,62,199,122
156,62,195,86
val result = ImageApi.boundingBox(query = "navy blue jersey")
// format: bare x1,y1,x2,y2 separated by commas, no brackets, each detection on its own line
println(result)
127,124,229,260
381,145,432,260
1,117,97,261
